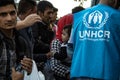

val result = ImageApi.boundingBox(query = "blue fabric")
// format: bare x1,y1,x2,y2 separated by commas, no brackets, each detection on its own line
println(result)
70,4,120,80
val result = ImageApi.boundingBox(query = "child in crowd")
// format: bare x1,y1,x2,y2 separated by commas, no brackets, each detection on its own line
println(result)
50,24,72,80
53,24,72,67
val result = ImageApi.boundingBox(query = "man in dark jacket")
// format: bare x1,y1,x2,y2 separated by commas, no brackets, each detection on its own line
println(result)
32,1,55,80
0,0,32,80
32,0,54,68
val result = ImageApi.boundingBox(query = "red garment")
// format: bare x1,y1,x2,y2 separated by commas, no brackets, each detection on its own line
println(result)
56,14,73,41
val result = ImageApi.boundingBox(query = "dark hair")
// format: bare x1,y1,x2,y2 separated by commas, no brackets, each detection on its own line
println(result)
0,0,16,9
63,24,72,37
91,0,100,6
37,1,53,13
72,6,85,14
53,7,58,12
18,0,36,15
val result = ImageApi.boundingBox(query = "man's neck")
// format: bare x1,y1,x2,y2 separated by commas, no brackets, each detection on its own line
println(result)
0,28,14,39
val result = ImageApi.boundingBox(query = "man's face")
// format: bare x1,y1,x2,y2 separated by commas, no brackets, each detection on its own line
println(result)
41,8,53,25
51,11,57,23
0,4,17,29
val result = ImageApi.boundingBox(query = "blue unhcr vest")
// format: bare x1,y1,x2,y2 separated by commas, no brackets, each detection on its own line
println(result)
70,4,120,80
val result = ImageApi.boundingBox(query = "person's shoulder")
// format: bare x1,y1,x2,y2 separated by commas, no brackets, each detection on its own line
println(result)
73,9,85,23
110,10,120,25
31,22,42,29
34,22,48,29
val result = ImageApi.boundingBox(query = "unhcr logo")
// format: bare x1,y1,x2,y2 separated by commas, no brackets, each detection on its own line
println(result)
83,10,109,29
78,10,110,41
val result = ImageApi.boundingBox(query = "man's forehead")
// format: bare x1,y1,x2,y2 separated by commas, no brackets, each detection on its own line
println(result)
45,8,53,13
0,4,16,13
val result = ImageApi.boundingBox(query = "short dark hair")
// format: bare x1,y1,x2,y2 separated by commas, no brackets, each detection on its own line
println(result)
53,7,58,12
0,0,16,9
72,6,84,14
91,0,99,6
37,1,53,13
18,0,36,15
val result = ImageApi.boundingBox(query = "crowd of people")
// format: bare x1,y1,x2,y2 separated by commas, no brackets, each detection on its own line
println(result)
0,0,120,80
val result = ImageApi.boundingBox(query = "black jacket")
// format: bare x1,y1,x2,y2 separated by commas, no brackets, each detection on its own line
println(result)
32,22,54,54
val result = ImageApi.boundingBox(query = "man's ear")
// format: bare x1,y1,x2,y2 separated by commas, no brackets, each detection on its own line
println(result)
26,9,32,15
37,11,44,18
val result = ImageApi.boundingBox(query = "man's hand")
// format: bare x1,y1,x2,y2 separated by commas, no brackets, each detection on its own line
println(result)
21,57,33,74
16,13,42,30
12,67,24,80
46,52,53,59
22,14,42,27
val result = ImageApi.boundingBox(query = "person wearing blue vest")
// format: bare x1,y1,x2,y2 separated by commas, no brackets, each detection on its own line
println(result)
68,0,120,80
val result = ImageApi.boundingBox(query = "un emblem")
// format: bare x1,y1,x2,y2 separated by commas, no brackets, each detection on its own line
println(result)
83,10,109,29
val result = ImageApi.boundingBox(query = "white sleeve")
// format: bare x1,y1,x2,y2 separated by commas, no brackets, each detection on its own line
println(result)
68,28,74,44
